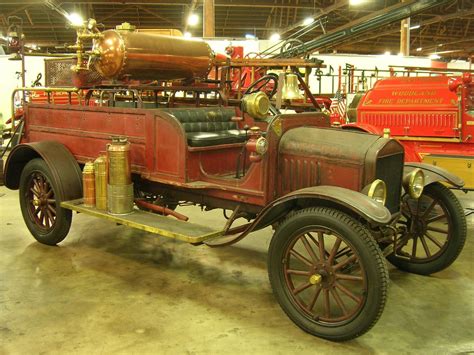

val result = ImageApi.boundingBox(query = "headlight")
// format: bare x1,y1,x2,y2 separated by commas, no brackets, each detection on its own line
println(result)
367,179,387,205
405,168,425,199
255,137,268,155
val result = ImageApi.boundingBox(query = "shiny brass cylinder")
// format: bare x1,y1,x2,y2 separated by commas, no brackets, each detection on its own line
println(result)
107,136,131,186
94,155,107,210
82,162,95,207
92,30,213,81
107,183,134,215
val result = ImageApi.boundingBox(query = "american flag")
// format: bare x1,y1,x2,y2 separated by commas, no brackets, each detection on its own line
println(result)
330,90,346,118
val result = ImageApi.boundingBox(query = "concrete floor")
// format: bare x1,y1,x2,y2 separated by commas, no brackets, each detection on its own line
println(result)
1,185,473,354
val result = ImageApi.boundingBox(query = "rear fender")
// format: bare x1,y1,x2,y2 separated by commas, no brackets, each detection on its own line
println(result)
4,141,82,201
404,162,464,188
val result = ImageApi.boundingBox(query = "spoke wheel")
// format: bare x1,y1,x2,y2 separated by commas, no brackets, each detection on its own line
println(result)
269,207,388,341
25,171,57,230
19,158,72,245
388,182,467,275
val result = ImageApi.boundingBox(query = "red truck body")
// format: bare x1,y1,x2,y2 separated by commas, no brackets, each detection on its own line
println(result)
348,74,474,189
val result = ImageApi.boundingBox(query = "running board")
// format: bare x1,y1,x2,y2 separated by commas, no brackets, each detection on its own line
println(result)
61,199,223,244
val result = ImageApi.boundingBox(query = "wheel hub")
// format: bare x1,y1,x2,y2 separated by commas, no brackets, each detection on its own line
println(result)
309,274,322,285
412,218,427,236
310,264,335,288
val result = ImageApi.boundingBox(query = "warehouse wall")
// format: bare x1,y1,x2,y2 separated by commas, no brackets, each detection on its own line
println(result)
0,55,47,125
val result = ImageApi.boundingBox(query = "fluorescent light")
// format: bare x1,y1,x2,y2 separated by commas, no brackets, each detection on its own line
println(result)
66,13,83,26
187,13,199,26
245,33,256,39
303,17,314,26
184,32,192,38
269,33,280,41
430,54,441,59
438,43,443,47
416,47,422,51
410,24,420,30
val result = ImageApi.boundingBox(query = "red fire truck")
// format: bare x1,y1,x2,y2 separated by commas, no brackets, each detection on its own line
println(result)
344,73,474,189
2,21,468,341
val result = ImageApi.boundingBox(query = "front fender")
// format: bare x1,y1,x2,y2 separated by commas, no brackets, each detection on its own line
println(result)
4,141,82,201
249,186,392,235
404,162,464,188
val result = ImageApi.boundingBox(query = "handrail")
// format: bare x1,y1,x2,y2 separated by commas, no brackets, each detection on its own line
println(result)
10,87,80,134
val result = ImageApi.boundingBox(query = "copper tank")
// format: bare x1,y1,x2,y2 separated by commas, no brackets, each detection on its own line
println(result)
92,30,213,81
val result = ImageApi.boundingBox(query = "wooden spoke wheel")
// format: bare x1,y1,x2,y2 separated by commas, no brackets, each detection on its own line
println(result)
25,171,57,230
19,158,72,245
268,207,388,341
388,182,467,275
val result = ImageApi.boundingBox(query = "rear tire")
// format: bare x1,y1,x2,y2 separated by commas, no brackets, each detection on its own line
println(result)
19,158,72,245
268,207,388,341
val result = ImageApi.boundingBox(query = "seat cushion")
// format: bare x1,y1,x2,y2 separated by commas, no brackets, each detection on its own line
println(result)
186,130,247,147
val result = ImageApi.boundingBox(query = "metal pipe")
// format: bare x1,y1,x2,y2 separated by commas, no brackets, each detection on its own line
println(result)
134,199,188,221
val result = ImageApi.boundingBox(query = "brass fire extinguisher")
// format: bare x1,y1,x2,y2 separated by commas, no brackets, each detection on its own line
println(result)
94,155,107,211
107,136,134,214
82,161,96,207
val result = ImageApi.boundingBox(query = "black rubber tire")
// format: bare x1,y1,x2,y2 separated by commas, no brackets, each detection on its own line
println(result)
387,182,467,275
19,158,72,245
268,207,388,341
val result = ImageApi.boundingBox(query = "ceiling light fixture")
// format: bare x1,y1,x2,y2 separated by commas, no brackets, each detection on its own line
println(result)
187,13,199,26
303,17,314,26
429,53,441,59
410,24,420,30
349,0,367,5
269,33,280,41
66,13,84,26
245,33,256,40
416,47,422,51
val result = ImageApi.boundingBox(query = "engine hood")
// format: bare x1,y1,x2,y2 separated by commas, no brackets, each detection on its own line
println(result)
277,126,404,196
280,126,382,165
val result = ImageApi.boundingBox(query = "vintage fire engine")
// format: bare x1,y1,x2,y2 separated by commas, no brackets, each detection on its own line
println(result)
345,74,474,189
2,21,467,341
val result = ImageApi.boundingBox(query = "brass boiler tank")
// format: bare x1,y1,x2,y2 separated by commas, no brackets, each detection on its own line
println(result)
107,137,133,215
92,29,213,81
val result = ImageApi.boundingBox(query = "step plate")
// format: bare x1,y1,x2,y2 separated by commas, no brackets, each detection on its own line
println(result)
61,199,223,243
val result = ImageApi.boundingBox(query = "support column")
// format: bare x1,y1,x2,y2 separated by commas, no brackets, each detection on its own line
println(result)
400,0,410,56
203,0,215,38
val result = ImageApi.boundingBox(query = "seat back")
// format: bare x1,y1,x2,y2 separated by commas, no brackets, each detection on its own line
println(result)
162,107,237,133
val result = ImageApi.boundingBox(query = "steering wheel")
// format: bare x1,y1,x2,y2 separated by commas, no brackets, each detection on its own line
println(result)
243,74,281,118
244,73,279,99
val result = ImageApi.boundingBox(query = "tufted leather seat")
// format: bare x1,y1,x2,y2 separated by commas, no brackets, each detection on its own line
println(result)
162,107,248,147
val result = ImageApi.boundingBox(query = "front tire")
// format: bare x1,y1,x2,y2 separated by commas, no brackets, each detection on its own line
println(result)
387,182,467,275
268,207,388,341
19,158,72,245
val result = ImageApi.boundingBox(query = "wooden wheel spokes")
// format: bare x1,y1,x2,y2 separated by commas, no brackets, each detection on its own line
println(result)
399,193,451,262
27,172,57,230
284,229,367,324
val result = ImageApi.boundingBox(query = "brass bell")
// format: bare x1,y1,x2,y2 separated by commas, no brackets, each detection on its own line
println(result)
282,73,304,100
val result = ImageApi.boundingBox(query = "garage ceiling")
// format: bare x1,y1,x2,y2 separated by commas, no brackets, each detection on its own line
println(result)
0,0,473,59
